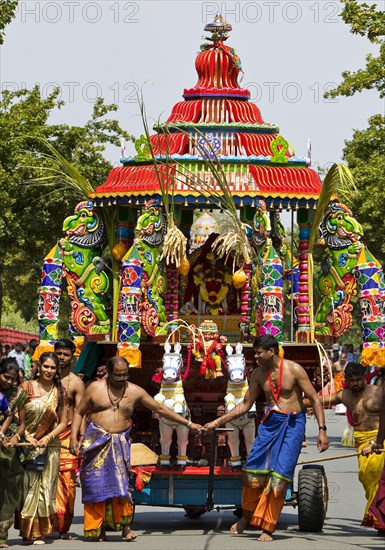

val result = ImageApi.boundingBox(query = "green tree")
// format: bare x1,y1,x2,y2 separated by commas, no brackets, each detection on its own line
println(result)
0,86,129,324
325,1,385,263
0,0,18,45
326,1,385,98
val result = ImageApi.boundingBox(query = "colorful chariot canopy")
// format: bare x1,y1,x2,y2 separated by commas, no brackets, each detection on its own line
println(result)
92,19,321,208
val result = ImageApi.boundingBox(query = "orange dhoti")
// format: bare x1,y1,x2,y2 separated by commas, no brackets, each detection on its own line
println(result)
242,408,306,534
242,476,287,533
84,498,134,538
53,425,79,534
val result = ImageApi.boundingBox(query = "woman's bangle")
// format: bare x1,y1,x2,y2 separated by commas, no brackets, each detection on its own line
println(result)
186,420,192,429
370,439,377,446
14,433,21,442
214,419,219,428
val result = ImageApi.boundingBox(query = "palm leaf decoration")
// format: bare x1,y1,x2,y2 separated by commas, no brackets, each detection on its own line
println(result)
24,135,122,339
24,135,95,198
143,120,254,268
308,163,357,254
184,128,254,266
138,97,187,268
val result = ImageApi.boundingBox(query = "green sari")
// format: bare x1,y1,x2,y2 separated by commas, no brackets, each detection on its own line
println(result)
0,386,28,545
18,381,61,542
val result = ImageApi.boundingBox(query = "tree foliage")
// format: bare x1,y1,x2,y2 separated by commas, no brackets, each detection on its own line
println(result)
0,86,128,322
343,114,385,262
326,0,385,98
324,1,385,264
0,0,18,45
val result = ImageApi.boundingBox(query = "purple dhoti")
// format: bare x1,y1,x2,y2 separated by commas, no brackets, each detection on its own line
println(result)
80,420,132,504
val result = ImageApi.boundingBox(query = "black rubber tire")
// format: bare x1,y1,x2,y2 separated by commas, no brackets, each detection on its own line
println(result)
183,506,206,519
297,466,328,532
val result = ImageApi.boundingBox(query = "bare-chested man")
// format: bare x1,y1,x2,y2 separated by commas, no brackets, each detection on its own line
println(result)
205,334,329,542
320,362,385,530
53,339,84,539
70,356,202,542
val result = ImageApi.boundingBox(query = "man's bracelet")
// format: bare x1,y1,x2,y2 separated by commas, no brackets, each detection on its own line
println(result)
186,420,192,429
319,426,327,431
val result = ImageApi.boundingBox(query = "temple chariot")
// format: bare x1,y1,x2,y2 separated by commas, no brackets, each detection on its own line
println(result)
35,17,385,528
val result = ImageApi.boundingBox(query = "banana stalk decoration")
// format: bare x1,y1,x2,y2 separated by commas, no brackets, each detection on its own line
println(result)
138,98,187,268
149,124,254,269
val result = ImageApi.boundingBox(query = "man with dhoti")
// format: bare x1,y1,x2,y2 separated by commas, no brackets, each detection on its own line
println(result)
70,356,203,542
52,339,84,539
205,334,329,542
317,362,385,530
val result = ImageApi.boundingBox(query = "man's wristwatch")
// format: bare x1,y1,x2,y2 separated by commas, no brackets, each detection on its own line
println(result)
319,426,327,431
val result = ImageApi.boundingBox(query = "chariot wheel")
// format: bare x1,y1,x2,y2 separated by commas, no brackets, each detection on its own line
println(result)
183,505,207,519
297,465,328,532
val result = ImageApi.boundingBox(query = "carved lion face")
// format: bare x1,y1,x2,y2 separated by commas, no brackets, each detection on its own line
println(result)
320,202,363,249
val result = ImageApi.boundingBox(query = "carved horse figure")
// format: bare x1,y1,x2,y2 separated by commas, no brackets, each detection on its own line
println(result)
224,343,256,469
153,342,190,469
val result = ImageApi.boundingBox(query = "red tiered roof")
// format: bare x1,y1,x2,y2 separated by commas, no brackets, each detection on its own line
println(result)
93,37,321,201
249,166,321,198
166,99,264,124
92,164,321,199
237,134,292,158
183,44,249,99
149,134,189,155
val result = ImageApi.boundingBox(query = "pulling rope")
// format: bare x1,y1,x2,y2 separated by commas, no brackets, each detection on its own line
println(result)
297,448,385,466
9,442,71,450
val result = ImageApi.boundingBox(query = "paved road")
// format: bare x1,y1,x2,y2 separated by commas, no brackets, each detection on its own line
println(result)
8,411,384,549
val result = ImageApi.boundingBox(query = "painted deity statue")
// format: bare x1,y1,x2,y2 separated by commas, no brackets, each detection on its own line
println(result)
37,200,110,344
117,201,167,367
192,320,227,379
193,252,233,316
249,200,284,341
135,201,168,335
315,201,363,337
59,201,111,334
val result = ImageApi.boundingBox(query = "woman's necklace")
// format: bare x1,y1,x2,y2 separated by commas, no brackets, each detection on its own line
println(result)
107,381,126,412
37,381,54,396
267,356,284,404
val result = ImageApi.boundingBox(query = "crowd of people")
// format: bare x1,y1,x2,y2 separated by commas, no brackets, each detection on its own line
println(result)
0,341,40,382
0,335,384,544
0,339,201,545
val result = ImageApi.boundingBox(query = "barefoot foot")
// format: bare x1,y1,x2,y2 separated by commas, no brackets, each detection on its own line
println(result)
122,526,137,542
89,529,106,542
0,544,9,548
230,516,248,535
257,531,273,542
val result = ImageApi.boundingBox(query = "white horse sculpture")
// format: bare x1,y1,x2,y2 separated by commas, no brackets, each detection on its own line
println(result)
224,343,256,469
153,342,190,469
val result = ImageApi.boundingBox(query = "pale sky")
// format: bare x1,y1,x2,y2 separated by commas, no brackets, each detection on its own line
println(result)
2,0,384,172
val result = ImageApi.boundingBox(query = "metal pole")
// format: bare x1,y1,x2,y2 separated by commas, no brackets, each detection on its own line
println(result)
206,428,233,512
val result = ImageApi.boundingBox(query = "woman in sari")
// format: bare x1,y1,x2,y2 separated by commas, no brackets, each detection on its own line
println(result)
0,358,27,548
19,352,68,544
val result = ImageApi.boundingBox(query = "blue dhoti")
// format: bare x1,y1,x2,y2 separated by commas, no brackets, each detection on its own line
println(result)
241,407,306,533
